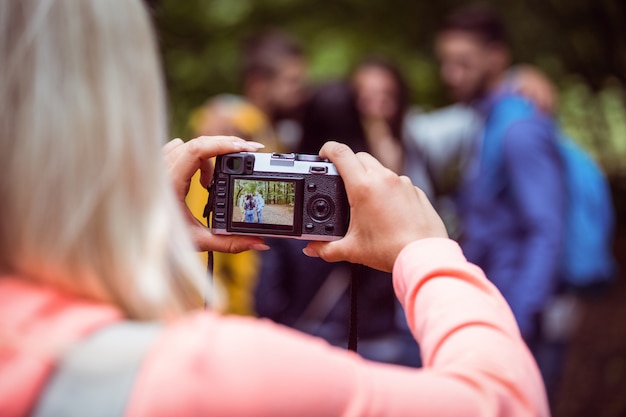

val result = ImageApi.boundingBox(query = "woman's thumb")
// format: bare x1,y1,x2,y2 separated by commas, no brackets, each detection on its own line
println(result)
303,241,343,263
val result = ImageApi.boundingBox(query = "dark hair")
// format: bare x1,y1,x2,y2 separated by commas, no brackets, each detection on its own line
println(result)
352,56,410,142
440,6,508,45
241,29,303,81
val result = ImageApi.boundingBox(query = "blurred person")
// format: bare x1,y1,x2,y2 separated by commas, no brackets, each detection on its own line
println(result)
254,191,265,223
435,6,566,397
192,29,308,151
256,57,429,367
187,95,271,314
190,94,274,144
239,29,308,150
406,66,557,198
0,2,550,416
299,57,434,195
186,29,307,315
404,66,557,239
290,54,557,362
351,57,407,174
351,57,438,198
244,194,256,223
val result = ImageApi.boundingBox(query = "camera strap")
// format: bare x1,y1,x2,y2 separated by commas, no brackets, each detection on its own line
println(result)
206,248,359,353
347,263,361,352
206,251,214,308
292,265,350,333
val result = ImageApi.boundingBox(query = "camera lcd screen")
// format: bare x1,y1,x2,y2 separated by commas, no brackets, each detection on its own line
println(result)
229,177,301,234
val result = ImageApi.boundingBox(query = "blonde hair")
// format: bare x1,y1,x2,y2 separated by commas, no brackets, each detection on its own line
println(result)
0,0,209,319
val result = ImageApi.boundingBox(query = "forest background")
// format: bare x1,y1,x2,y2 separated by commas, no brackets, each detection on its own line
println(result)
150,1,626,416
151,0,626,181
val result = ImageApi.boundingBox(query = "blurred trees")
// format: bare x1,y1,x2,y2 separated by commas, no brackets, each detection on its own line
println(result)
151,0,626,178
234,180,295,205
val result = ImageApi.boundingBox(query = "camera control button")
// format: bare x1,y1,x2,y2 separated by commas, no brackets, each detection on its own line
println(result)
297,154,326,162
217,192,226,198
216,202,226,209
325,224,334,232
309,166,328,174
309,197,332,221
214,212,225,220
307,183,317,192
271,152,296,160
305,223,315,232
217,179,227,186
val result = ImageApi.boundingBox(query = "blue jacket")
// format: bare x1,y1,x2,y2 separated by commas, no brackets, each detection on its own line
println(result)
459,92,565,340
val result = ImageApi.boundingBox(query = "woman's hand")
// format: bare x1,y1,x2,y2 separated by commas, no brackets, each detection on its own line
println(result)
162,136,269,253
304,141,448,272
512,64,557,114
362,116,404,174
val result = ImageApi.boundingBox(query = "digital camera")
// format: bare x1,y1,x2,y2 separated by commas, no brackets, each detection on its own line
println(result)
205,152,349,241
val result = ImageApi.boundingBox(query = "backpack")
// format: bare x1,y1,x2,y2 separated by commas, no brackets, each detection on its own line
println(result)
33,322,162,417
482,94,616,290
557,136,616,288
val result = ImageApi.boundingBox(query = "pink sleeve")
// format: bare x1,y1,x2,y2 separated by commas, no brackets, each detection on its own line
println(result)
128,238,548,417
391,238,549,416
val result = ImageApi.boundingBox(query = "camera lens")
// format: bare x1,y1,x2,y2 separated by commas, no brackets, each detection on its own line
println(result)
309,197,333,221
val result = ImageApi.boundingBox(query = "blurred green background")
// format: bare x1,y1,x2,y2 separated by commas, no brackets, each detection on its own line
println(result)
150,1,626,416
151,0,626,179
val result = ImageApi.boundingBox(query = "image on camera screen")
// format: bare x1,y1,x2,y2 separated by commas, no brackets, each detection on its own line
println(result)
232,178,296,226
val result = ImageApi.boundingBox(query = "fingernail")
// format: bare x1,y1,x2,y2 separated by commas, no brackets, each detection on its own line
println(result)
245,141,265,149
302,247,319,257
250,243,270,251
234,141,265,151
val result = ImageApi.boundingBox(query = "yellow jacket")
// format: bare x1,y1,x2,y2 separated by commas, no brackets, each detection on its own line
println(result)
187,95,284,315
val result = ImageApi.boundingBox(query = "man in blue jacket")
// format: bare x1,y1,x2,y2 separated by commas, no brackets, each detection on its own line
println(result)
435,7,565,344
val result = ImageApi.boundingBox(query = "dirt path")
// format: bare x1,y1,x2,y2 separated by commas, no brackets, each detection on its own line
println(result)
232,204,294,226
552,182,626,417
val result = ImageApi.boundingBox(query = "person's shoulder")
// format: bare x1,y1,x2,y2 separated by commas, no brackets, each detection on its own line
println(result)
492,93,535,118
491,93,554,135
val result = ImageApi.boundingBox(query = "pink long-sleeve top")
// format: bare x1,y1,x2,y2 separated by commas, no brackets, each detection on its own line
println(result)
0,238,549,416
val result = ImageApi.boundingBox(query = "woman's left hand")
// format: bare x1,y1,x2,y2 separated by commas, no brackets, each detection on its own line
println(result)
162,136,269,253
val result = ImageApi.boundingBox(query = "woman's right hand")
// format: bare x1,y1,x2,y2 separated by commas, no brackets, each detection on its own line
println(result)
304,141,448,272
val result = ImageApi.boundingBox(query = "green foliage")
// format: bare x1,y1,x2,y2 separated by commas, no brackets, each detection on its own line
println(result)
559,77,626,177
152,0,626,178
234,180,295,206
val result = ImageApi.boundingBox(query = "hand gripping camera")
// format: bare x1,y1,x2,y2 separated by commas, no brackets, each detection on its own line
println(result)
205,152,349,241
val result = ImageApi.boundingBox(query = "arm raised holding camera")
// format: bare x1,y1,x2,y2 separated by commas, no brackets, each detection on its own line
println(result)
297,142,547,416
303,141,448,272
161,137,548,416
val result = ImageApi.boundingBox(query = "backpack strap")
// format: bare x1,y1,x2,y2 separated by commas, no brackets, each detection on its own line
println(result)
480,94,536,197
31,321,162,417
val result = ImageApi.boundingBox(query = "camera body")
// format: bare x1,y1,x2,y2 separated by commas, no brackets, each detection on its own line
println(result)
206,152,349,241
